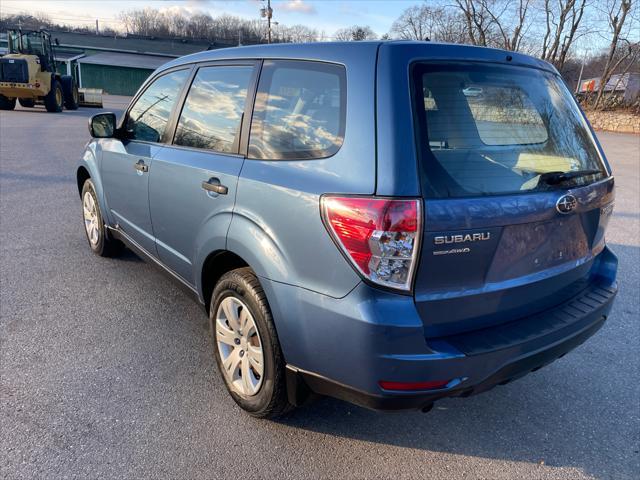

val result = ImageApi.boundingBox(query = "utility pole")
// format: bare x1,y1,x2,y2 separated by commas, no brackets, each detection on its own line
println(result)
267,0,272,44
95,19,99,35
260,0,273,44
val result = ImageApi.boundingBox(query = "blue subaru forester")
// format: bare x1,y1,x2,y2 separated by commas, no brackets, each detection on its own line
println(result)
77,41,617,417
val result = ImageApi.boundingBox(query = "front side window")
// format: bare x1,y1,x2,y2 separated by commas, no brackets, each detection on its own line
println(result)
174,65,253,153
412,63,606,198
249,60,346,160
127,69,189,143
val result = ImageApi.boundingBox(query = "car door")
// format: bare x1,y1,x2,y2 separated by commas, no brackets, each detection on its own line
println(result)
100,68,191,254
148,62,258,283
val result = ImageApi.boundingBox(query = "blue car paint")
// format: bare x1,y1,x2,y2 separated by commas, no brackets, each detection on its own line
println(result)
77,41,618,409
262,245,616,395
149,145,244,283
100,139,166,254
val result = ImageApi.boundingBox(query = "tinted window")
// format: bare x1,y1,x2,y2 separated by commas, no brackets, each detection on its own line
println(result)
248,60,346,160
127,69,189,143
413,63,605,198
174,66,253,153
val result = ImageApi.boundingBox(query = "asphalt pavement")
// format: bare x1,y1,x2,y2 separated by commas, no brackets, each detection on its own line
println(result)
1,97,639,479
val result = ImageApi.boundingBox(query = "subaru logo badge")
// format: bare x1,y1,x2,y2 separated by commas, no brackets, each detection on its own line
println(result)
556,194,577,214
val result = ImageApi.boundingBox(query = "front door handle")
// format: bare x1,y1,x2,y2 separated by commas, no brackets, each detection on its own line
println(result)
134,159,149,173
202,178,228,195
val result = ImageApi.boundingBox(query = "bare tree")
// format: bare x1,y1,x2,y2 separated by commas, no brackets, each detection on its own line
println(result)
390,5,433,40
334,25,377,41
453,0,494,46
540,0,590,69
389,4,470,44
593,0,635,108
118,9,267,44
485,0,534,51
279,24,319,43
453,0,539,51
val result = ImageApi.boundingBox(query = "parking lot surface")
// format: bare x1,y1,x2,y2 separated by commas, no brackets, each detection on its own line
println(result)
1,97,639,479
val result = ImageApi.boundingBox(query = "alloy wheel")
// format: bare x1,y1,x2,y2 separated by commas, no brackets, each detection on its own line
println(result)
82,191,100,246
215,296,265,396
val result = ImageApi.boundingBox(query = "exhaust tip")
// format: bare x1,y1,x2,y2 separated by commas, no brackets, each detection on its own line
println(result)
421,403,434,413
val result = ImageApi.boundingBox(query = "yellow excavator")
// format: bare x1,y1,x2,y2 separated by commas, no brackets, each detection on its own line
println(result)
0,29,79,112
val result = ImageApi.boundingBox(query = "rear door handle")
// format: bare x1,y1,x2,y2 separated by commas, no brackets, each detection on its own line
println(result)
134,159,148,173
202,178,228,195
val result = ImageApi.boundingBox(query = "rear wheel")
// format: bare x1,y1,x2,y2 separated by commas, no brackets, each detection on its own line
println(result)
81,179,123,257
18,98,35,108
60,76,79,110
0,95,16,110
211,268,293,418
44,79,63,112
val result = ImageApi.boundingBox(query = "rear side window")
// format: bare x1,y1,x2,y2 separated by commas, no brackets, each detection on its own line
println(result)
127,69,189,143
248,60,346,160
174,65,253,153
412,63,605,198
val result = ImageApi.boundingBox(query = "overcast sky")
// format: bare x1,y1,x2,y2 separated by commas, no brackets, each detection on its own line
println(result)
1,0,415,37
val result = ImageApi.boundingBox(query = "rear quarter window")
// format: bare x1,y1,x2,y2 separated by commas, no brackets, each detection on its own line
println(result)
248,60,346,160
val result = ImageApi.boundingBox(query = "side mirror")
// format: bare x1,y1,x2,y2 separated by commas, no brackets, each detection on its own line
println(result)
89,112,116,138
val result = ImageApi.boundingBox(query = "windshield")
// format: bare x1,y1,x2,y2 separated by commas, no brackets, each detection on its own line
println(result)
412,62,607,198
8,31,47,56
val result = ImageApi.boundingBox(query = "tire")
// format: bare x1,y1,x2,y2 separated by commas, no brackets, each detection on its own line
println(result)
60,75,79,110
81,179,123,257
18,98,35,108
211,268,293,418
0,95,16,110
44,78,63,112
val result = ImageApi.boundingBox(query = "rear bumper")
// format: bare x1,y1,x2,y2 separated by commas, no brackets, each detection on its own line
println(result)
262,247,618,411
287,296,611,410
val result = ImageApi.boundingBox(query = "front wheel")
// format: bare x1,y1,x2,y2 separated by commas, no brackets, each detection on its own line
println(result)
211,268,293,418
81,179,123,257
44,79,63,112
60,75,79,110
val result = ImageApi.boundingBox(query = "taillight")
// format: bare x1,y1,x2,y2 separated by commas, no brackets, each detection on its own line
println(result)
320,196,422,291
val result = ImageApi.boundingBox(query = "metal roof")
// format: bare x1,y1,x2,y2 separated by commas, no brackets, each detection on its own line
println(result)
50,31,215,56
54,51,85,61
78,52,174,70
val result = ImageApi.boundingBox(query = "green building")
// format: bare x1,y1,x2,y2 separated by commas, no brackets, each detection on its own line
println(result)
1,30,222,96
77,52,174,96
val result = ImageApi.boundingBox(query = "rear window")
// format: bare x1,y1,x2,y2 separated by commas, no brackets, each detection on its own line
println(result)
248,60,346,160
412,63,606,198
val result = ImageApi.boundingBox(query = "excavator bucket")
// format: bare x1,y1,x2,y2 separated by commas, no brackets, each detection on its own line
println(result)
78,88,103,108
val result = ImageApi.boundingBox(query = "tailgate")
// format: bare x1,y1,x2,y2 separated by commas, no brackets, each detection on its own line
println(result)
414,179,614,337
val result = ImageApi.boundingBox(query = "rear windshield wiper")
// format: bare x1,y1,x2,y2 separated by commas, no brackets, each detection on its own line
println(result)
537,169,603,187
